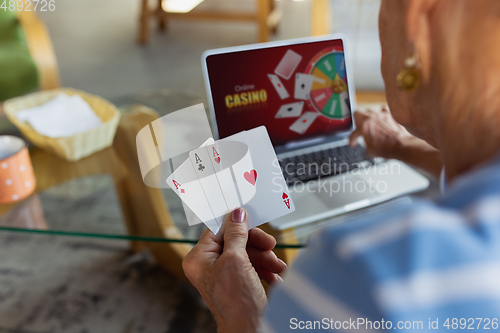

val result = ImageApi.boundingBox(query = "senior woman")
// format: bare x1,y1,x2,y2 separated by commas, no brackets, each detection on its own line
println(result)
183,0,500,331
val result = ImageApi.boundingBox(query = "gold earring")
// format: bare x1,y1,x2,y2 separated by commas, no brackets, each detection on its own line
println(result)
396,50,421,92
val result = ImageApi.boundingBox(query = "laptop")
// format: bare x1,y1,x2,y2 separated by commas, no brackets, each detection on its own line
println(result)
201,34,429,230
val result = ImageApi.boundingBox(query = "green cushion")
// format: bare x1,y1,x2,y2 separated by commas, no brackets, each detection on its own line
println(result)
0,10,39,101
0,10,24,43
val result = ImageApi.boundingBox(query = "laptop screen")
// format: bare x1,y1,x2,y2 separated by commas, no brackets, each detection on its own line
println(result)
205,37,354,148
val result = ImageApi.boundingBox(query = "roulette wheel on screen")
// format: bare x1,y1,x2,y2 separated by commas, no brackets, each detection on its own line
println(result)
305,47,351,123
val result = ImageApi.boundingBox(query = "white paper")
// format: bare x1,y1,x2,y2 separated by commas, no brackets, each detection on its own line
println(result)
16,94,102,138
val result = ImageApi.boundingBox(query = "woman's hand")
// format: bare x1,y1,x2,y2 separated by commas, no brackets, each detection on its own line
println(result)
349,106,410,159
349,106,443,178
182,208,287,333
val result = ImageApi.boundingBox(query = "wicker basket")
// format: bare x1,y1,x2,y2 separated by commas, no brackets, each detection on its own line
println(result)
4,88,121,161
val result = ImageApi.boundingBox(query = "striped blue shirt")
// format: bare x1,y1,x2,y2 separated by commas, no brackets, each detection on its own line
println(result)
262,156,500,332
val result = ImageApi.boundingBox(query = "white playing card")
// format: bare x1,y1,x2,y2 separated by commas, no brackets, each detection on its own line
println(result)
189,147,229,227
289,111,319,134
166,153,215,225
275,101,304,119
206,141,246,212
169,128,295,236
275,49,302,80
167,138,214,227
220,127,295,229
268,74,289,100
181,201,220,235
167,138,224,235
230,143,257,205
206,138,257,206
294,73,314,100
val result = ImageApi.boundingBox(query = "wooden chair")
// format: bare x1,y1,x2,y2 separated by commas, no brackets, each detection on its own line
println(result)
0,10,59,117
113,106,192,283
17,10,60,91
311,0,330,36
138,0,281,44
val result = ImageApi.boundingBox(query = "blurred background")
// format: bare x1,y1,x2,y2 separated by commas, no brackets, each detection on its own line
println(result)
38,0,383,100
0,1,387,332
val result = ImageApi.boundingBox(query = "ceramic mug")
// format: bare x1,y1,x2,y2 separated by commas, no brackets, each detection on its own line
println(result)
0,136,36,204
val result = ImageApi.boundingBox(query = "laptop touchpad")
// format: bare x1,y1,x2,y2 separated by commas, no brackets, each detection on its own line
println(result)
315,173,380,209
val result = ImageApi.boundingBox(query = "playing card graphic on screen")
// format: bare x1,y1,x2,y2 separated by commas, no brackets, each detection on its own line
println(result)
289,112,319,134
275,49,302,80
268,74,289,100
206,39,353,147
275,101,304,118
294,73,314,100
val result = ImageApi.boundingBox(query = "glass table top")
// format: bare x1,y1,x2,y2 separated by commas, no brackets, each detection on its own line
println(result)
0,172,210,245
0,160,305,248
0,90,440,248
0,170,437,248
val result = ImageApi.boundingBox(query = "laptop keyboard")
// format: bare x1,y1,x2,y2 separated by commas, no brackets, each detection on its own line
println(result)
278,144,374,185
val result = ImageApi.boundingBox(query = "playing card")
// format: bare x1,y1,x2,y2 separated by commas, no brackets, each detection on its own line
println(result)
229,141,257,205
166,153,216,225
189,146,228,227
275,101,304,119
169,128,294,236
220,127,295,229
206,140,250,212
289,111,319,134
181,201,220,235
167,138,226,235
167,138,215,225
268,74,289,100
275,49,302,80
294,73,314,100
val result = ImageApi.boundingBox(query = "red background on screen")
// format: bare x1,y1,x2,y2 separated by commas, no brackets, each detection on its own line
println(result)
206,39,353,147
